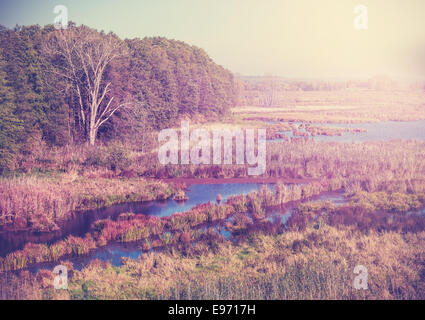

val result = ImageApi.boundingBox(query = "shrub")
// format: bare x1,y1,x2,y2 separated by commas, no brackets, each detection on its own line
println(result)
105,143,131,172
180,232,191,244
84,147,108,167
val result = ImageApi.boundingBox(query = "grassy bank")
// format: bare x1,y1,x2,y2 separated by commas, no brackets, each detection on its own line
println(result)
0,175,177,232
5,139,425,233
1,181,423,274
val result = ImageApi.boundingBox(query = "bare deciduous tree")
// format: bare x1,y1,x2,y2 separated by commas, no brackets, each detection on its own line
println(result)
43,25,129,145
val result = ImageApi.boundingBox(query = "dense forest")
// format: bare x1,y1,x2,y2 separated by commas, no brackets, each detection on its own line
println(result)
0,24,237,171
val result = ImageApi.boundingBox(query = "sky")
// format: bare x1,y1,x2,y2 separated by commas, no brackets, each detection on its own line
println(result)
1,0,425,79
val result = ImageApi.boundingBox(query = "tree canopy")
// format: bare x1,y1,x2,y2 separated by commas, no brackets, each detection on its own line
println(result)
0,24,236,170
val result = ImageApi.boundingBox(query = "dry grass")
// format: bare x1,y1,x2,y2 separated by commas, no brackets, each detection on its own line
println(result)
2,88,425,300
265,140,425,193
232,105,360,113
3,223,422,300
0,175,175,232
73,225,425,300
232,89,425,123
236,89,425,122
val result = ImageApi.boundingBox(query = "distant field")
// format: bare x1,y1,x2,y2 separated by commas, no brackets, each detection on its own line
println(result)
232,105,360,113
233,89,425,123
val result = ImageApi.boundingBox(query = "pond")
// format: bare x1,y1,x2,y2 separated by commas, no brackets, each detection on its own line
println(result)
313,120,425,142
266,119,425,143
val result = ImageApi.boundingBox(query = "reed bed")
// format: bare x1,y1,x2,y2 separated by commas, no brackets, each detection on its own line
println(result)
0,176,175,232
2,178,423,273
233,89,425,123
3,220,423,300
142,140,425,195
0,182,327,272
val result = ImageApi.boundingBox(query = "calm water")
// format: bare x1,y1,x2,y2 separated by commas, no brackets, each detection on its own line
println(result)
0,183,274,257
7,183,423,273
21,183,275,272
313,120,425,142
60,243,146,271
26,191,348,272
267,119,425,142
139,183,275,217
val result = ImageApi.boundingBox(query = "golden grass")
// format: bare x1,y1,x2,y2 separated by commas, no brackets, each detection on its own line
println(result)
232,105,360,113
0,175,176,231
232,89,425,123
2,88,425,300
4,224,422,300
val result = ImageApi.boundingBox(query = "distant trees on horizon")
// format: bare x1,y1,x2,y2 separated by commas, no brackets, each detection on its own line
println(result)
235,74,424,107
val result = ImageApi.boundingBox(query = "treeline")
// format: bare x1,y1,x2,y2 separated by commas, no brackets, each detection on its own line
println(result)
0,24,237,171
235,74,423,106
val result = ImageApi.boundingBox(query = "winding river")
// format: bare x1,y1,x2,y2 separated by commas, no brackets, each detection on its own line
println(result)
0,183,276,259
23,187,349,273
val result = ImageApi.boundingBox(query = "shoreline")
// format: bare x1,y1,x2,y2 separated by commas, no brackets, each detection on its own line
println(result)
154,177,319,185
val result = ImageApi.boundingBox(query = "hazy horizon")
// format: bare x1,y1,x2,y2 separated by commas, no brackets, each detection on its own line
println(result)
1,0,425,79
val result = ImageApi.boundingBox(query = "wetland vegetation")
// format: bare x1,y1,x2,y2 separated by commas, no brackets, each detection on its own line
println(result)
1,20,425,301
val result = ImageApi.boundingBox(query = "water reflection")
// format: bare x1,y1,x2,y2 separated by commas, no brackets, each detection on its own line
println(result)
0,183,274,256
